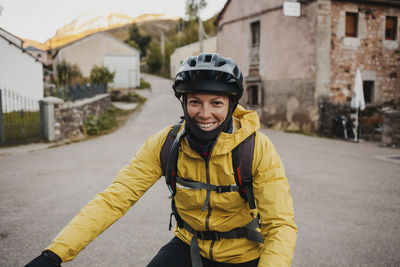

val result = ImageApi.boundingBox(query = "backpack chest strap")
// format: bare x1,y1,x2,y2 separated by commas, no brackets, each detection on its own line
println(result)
176,176,239,211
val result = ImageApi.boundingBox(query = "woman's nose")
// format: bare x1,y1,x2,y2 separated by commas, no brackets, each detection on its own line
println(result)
199,104,211,119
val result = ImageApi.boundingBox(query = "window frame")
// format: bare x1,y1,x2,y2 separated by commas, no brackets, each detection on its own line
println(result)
250,21,260,47
345,12,358,38
385,16,398,41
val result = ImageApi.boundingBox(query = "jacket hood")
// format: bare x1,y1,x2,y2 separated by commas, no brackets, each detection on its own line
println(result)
181,105,260,157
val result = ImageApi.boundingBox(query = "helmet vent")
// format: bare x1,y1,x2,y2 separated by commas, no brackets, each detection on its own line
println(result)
204,55,212,62
189,60,196,67
233,66,239,77
216,60,226,67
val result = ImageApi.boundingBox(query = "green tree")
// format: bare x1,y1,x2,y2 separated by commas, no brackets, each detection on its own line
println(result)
147,41,163,73
126,23,152,58
89,65,115,84
185,0,207,21
56,60,83,86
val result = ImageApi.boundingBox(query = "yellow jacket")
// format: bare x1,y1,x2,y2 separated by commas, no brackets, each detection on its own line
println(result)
46,105,297,266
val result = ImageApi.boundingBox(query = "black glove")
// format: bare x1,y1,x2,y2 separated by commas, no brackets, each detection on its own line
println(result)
25,250,62,267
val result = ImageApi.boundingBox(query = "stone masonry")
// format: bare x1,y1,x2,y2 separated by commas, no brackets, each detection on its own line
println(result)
53,94,111,141
330,1,400,104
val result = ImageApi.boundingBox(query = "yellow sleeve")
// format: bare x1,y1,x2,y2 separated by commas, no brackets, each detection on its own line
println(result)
252,132,297,267
46,126,172,262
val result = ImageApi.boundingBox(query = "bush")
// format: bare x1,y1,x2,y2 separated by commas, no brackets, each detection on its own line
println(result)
110,90,146,103
84,108,118,136
90,66,115,84
147,41,163,73
139,78,151,89
56,60,83,86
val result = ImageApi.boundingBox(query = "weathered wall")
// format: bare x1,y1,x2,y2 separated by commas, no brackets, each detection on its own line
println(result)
330,2,400,104
261,78,317,132
217,0,319,131
217,0,316,79
53,94,111,141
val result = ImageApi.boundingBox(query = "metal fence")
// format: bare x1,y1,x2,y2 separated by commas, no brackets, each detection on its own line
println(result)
47,83,107,102
0,89,43,146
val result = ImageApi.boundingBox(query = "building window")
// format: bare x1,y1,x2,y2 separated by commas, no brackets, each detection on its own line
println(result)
251,21,260,46
363,81,374,104
385,16,398,40
247,85,259,106
345,12,358,37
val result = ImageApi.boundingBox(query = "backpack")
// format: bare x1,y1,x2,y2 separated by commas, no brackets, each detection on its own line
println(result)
159,122,263,267
160,122,257,210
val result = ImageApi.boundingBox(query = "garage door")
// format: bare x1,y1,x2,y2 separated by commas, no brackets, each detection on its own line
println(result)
104,54,139,89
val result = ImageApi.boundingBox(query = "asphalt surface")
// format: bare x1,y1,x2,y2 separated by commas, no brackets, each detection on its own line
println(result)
1,73,399,267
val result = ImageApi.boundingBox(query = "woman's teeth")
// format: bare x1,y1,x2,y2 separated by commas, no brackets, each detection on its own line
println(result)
198,122,215,128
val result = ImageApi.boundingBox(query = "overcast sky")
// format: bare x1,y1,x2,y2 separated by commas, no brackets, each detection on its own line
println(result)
0,0,227,43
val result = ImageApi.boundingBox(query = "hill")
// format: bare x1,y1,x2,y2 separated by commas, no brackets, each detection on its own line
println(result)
23,12,179,50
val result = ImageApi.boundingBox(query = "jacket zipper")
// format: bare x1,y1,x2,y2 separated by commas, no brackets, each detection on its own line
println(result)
205,160,211,230
204,134,220,261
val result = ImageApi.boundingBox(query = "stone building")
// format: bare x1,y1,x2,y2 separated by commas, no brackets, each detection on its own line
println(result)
215,0,400,133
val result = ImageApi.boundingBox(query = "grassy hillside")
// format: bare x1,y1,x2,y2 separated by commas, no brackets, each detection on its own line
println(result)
107,19,178,44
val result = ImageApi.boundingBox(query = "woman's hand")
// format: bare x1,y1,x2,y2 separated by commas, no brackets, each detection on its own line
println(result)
25,250,62,267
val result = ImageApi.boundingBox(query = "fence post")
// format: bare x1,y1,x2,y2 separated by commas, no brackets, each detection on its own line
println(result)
41,97,63,142
39,100,45,140
0,89,5,145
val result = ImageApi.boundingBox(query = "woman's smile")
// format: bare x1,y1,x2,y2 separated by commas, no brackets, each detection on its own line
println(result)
186,93,229,132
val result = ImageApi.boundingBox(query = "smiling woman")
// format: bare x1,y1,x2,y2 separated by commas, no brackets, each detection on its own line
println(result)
186,94,230,132
26,54,297,267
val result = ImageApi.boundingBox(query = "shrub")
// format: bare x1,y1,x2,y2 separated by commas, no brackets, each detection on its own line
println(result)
139,78,151,89
110,90,146,103
56,60,83,86
90,66,115,84
84,107,118,136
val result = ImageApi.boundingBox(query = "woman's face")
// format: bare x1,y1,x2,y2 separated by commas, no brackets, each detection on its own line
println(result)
186,93,230,132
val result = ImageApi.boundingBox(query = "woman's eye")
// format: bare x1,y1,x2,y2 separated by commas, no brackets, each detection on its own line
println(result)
189,100,200,104
213,101,223,105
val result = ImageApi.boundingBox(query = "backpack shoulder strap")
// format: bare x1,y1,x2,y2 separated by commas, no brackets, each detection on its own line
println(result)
160,122,182,176
232,133,256,209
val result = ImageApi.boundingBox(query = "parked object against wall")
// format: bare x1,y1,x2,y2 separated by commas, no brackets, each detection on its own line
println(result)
382,110,400,147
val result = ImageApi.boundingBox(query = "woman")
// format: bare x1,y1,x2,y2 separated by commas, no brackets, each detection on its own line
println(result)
26,54,297,267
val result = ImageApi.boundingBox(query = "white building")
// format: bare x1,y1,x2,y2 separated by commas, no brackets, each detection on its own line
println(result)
170,36,217,78
53,32,140,88
0,28,44,101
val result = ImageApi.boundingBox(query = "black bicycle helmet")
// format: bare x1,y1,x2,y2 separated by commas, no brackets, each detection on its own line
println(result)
172,53,244,100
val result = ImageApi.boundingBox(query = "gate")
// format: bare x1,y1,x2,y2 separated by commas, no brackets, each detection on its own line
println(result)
0,89,43,146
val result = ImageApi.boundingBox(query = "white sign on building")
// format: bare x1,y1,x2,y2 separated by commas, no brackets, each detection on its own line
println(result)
283,1,301,17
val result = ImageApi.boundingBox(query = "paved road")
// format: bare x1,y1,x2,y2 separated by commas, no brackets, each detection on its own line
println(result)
1,74,399,267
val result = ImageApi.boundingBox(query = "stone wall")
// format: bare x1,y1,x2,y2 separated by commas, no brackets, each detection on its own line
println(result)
330,2,400,104
53,94,111,141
